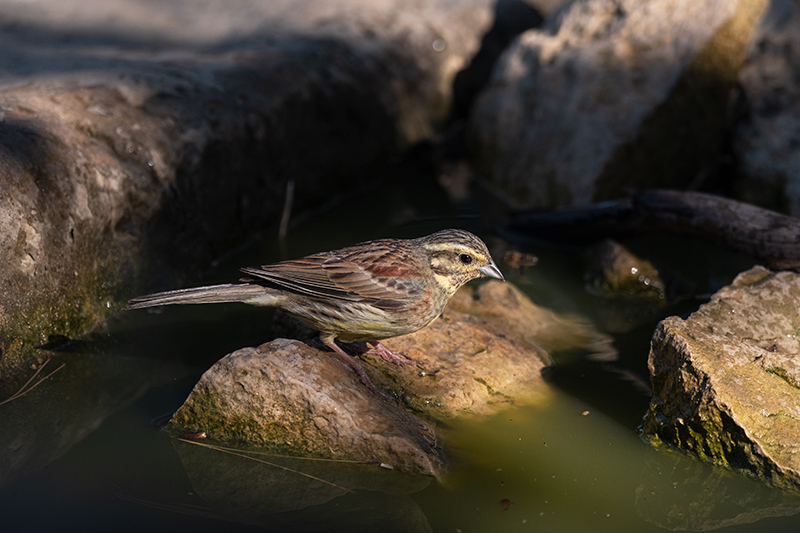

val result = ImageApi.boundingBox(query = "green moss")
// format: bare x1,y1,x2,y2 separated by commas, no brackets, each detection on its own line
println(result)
0,258,131,376
166,387,314,453
473,376,504,397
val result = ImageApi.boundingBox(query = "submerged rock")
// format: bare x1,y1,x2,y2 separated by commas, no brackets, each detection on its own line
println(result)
641,266,800,491
470,0,767,208
167,280,582,471
583,239,668,333
584,239,665,302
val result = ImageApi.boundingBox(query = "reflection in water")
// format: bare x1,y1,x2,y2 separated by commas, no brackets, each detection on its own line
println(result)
637,448,800,531
0,346,178,487
173,438,433,532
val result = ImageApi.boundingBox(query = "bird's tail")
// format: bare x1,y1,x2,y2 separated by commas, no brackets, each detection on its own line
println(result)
124,283,275,310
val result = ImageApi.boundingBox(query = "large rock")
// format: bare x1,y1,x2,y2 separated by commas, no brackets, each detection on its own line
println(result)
733,0,800,214
168,338,447,476
641,266,800,491
0,0,496,373
470,0,767,208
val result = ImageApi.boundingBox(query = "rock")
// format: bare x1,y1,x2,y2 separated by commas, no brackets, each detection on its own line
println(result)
168,338,447,476
733,0,800,214
584,239,665,302
641,266,800,491
526,0,570,16
367,281,556,419
451,0,544,119
583,239,668,333
0,0,496,374
167,281,578,469
469,0,767,208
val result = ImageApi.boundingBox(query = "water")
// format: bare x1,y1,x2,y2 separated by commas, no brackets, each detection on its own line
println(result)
2,175,800,532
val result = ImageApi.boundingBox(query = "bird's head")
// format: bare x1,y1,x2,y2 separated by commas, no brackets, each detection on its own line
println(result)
416,229,504,297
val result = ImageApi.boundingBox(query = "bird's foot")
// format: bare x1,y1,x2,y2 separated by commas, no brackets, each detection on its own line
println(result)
326,341,392,400
367,341,418,366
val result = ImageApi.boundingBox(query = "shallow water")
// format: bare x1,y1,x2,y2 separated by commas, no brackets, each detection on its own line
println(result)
2,178,800,532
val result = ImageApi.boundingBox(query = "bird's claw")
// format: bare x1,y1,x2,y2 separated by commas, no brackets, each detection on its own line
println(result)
326,340,393,400
367,342,418,366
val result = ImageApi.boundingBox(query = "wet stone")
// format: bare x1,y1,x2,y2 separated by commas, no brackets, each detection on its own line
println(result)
584,239,665,302
168,338,447,476
641,266,800,491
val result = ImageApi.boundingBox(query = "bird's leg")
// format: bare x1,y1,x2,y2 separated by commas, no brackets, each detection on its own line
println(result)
325,339,390,399
367,341,417,366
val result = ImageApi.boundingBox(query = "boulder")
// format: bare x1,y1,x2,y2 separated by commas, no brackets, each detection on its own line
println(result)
470,0,767,208
0,0,496,374
733,0,800,214
641,266,800,491
168,338,447,476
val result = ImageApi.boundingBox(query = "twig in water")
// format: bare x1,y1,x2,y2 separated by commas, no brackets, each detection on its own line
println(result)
0,358,66,406
176,438,357,492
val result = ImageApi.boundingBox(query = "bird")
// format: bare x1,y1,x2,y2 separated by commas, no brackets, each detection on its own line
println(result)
125,229,504,392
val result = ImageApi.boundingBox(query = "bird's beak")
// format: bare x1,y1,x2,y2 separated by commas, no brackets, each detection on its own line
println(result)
479,260,505,281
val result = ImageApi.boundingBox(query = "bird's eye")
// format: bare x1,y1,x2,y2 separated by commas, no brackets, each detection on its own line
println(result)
459,253,473,265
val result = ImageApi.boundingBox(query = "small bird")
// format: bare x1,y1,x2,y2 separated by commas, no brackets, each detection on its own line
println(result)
126,229,504,391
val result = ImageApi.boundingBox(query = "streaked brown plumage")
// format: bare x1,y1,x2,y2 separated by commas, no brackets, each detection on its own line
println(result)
126,229,504,390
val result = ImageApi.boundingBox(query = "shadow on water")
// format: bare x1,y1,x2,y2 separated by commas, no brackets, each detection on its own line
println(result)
0,336,189,488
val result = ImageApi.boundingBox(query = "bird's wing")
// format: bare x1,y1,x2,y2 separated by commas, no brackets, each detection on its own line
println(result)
240,242,425,307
